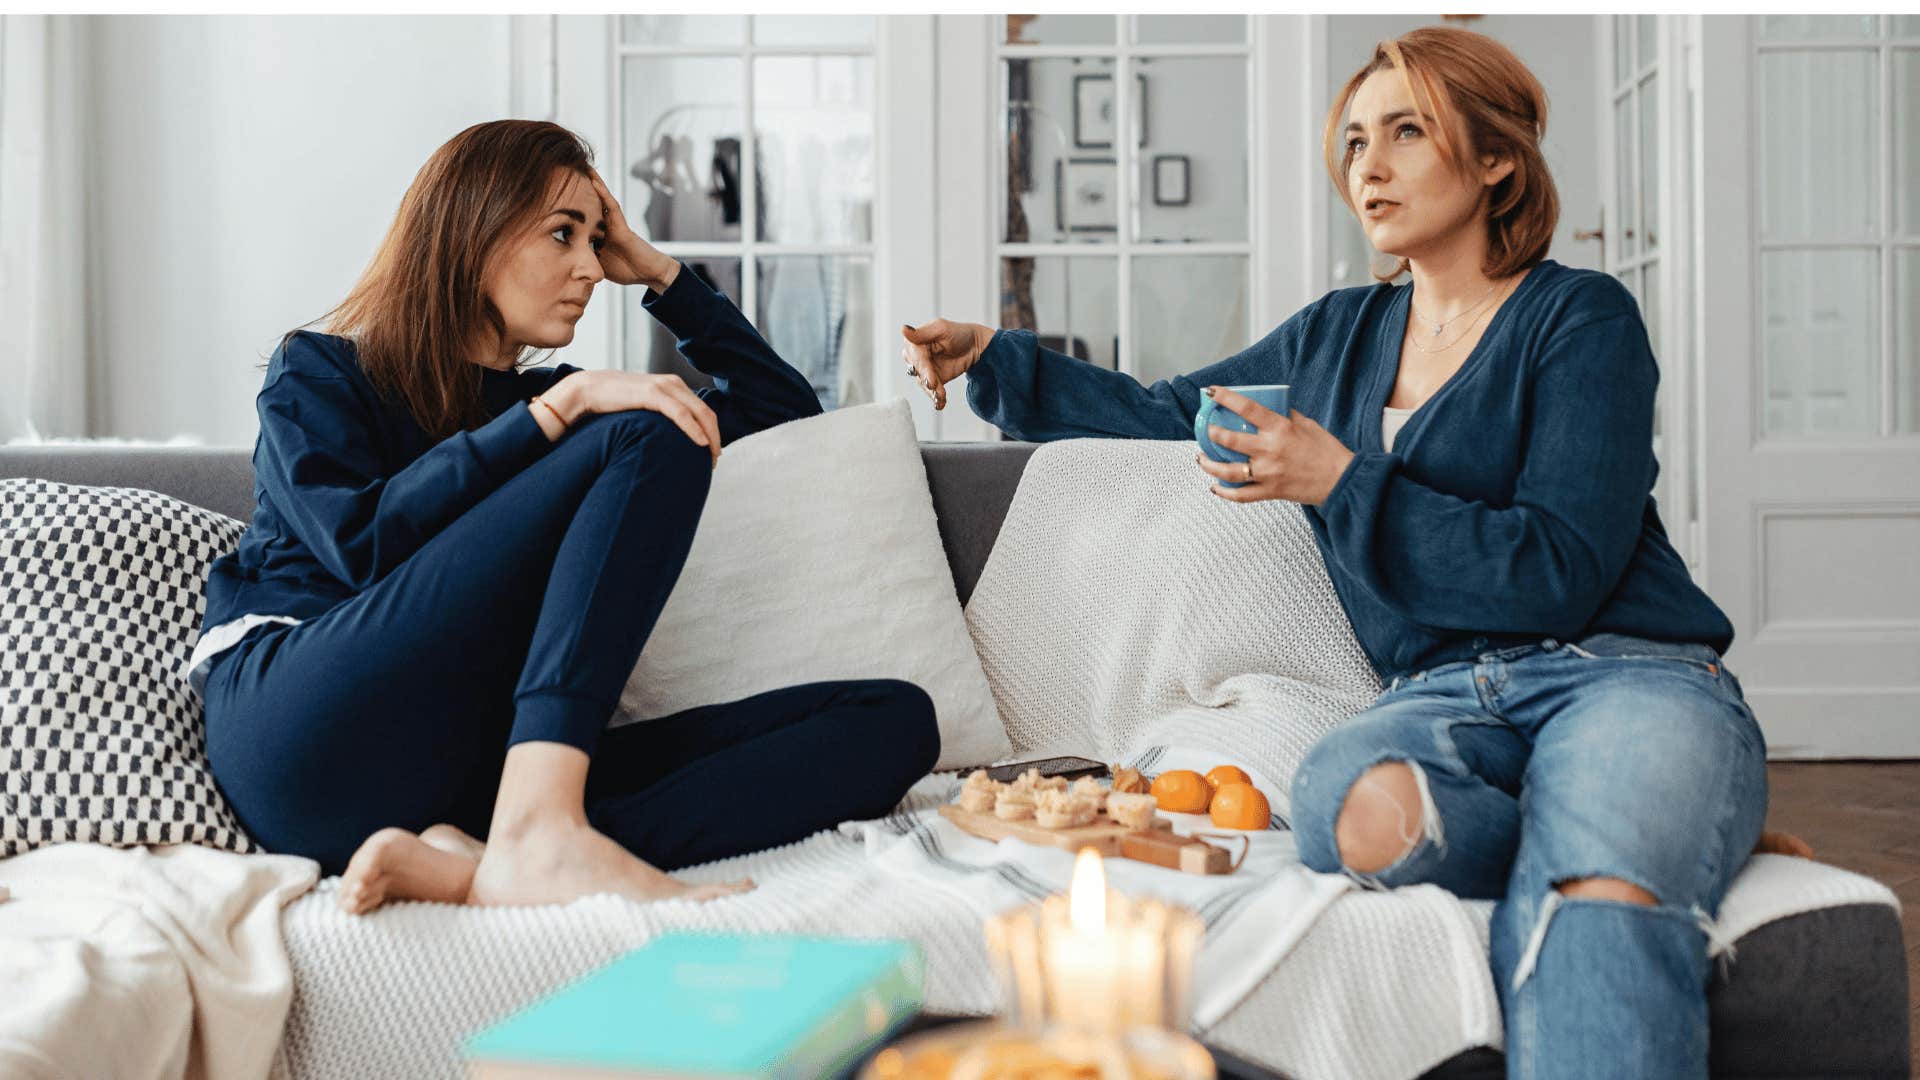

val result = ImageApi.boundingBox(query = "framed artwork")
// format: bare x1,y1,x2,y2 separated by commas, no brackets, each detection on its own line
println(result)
1053,156,1117,233
1072,73,1148,150
1152,154,1190,207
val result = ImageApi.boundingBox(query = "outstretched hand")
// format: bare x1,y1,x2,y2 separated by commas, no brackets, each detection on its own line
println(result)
901,319,991,411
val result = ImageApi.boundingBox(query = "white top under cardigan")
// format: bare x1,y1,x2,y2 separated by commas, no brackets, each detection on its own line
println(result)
1383,405,1415,452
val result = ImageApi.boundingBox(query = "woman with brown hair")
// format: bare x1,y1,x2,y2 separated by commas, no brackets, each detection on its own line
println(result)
907,26,1764,1077
189,120,938,914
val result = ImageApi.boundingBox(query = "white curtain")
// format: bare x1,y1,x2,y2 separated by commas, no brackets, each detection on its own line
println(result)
0,15,91,442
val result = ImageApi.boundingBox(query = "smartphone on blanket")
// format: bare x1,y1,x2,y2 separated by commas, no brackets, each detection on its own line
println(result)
982,756,1109,784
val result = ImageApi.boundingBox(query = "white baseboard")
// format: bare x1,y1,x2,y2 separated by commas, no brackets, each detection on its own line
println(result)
1748,688,1920,759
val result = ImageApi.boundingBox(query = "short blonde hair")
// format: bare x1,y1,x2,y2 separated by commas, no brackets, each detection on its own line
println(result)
1324,26,1559,281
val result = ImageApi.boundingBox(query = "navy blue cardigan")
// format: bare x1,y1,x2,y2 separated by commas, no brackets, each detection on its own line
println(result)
966,259,1733,682
203,270,821,630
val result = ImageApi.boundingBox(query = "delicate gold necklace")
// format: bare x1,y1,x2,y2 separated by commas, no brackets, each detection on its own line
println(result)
1408,278,1509,354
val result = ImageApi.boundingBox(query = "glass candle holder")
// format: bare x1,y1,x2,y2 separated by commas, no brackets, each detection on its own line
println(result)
860,849,1215,1080
983,886,1204,1033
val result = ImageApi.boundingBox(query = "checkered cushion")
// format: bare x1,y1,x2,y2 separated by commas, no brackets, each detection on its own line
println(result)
1,478,256,856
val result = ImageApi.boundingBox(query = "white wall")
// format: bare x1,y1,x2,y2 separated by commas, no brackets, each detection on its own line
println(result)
89,15,518,446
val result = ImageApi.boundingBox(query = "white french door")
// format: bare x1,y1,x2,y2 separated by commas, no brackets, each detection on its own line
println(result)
1693,14,1920,757
930,15,1311,442
1598,14,1700,570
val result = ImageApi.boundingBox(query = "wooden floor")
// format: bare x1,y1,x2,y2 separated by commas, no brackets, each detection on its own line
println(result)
1763,761,1919,1068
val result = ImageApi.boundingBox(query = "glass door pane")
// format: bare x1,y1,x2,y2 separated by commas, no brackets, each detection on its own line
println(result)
1135,15,1245,45
1639,75,1659,251
1005,14,1114,46
1899,249,1920,432
1132,256,1249,386
1135,58,1248,243
1614,94,1637,260
1896,50,1920,235
1761,249,1881,436
757,256,873,409
1005,57,1118,244
1759,14,1879,40
1758,51,1880,240
621,57,744,243
753,56,874,244
620,15,744,47
1001,256,1119,371
1613,16,1633,83
752,15,874,47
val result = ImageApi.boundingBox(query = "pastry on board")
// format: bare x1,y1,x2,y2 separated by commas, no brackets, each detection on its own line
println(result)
1034,787,1100,829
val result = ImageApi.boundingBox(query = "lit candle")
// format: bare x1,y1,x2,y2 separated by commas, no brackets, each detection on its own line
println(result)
1040,847,1125,1033
984,846,1206,1037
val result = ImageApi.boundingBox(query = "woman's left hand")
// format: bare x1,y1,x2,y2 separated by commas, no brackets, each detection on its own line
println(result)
1196,386,1356,506
585,168,680,292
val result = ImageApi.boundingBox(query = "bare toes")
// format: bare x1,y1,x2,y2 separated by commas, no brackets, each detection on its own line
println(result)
340,828,415,915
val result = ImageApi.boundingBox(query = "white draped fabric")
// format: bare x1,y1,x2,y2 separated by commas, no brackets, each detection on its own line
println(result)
0,15,92,443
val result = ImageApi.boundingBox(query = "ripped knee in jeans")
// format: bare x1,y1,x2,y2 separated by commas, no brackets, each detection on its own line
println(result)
1509,878,1737,995
1334,760,1445,876
1554,876,1657,906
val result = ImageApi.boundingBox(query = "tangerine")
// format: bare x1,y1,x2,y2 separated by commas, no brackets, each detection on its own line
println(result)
1204,765,1251,791
1209,782,1272,831
1148,770,1212,814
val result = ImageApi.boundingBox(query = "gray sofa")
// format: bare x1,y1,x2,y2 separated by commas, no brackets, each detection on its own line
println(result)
1,443,1908,1079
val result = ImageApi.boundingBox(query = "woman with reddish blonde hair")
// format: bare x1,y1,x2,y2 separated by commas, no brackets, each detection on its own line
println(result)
909,26,1766,1078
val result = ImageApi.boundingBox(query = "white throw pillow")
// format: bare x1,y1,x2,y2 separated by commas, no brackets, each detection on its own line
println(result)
617,399,1010,770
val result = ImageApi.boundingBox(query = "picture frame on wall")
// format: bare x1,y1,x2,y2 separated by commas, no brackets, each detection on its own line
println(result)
1072,73,1148,150
1151,154,1190,207
1054,156,1117,234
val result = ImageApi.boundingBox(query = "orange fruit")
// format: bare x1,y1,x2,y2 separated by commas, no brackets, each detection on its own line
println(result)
1209,782,1272,831
1204,765,1251,792
1149,770,1212,814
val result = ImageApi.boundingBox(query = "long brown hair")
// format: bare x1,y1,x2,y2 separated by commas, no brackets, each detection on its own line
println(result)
289,120,597,438
1323,26,1558,282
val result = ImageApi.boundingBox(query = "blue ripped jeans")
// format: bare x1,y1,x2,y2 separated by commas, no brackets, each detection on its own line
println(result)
1290,634,1769,1080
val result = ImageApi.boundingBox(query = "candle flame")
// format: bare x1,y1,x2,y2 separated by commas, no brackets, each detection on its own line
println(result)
1069,846,1106,934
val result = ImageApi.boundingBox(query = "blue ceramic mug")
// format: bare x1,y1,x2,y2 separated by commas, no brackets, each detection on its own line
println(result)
1194,384,1290,488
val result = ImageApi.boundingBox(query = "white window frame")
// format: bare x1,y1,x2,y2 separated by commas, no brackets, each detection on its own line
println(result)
537,15,937,428
608,20,871,387
931,15,1317,440
987,17,1255,382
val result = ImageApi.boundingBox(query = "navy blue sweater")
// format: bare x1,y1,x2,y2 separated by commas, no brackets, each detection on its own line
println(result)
203,270,822,629
966,259,1733,682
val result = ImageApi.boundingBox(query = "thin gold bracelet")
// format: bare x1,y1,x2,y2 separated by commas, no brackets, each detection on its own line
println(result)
530,395,568,431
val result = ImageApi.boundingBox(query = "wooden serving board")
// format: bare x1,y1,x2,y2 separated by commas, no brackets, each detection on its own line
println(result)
937,804,1237,875
937,803,1170,855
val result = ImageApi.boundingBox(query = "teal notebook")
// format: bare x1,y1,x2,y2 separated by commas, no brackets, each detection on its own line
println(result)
463,933,924,1080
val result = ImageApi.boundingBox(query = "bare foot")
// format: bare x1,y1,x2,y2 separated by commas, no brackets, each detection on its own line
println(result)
464,818,754,908
421,823,486,861
338,827,483,915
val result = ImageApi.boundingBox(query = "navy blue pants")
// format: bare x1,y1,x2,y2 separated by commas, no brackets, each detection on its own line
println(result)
203,409,940,876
